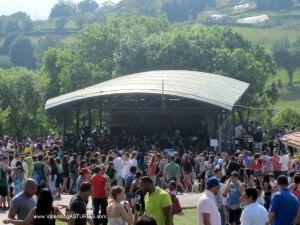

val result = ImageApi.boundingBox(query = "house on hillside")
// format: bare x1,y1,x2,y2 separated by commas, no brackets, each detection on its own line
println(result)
236,15,269,24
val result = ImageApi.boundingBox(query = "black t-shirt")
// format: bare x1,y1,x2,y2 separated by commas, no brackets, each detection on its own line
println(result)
69,195,87,225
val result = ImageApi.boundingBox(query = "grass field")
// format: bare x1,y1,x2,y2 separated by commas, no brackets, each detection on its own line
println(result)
55,208,198,225
267,68,300,112
230,26,300,52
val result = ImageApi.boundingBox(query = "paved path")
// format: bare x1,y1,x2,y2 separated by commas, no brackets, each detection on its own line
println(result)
0,193,200,221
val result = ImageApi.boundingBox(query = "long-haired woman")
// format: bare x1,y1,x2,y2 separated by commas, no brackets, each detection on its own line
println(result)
181,154,193,192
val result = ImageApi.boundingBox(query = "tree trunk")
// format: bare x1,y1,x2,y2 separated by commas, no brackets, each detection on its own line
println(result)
288,68,294,86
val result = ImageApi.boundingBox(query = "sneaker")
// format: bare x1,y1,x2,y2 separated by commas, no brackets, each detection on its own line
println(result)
3,206,9,210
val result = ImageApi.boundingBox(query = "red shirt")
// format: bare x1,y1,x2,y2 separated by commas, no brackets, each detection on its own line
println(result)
272,155,281,171
252,160,263,171
90,174,107,198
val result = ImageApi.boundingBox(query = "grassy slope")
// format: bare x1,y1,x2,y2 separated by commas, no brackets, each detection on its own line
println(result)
230,26,300,52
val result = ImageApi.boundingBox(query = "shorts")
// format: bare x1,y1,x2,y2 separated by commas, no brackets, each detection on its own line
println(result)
228,208,242,224
0,186,8,197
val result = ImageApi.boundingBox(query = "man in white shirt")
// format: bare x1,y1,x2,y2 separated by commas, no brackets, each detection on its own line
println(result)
122,153,132,179
240,187,268,225
197,177,221,225
279,150,290,176
112,150,124,186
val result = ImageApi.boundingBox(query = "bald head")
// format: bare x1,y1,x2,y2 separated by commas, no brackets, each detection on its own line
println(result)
24,179,37,197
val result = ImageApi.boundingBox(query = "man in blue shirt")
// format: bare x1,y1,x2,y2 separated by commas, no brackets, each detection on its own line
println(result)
269,175,299,225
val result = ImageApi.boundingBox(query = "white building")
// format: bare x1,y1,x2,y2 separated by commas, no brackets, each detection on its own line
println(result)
236,15,269,24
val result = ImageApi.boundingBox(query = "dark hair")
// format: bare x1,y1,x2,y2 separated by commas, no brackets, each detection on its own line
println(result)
34,189,54,225
135,171,142,178
37,154,43,161
263,173,270,183
294,174,300,184
135,214,158,225
80,182,92,192
244,187,258,201
94,166,103,173
130,166,137,174
214,168,221,174
277,175,288,186
220,175,227,183
140,176,154,185
62,155,69,164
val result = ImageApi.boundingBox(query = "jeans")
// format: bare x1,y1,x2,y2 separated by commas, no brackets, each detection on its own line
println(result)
93,197,108,225
69,174,78,193
219,206,226,225
116,176,123,187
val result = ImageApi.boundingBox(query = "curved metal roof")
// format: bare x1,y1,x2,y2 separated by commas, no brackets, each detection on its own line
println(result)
45,70,249,110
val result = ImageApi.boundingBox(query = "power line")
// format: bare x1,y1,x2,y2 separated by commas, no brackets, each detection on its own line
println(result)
234,104,286,110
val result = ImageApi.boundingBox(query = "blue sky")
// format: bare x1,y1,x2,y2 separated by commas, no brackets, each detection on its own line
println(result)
0,0,120,20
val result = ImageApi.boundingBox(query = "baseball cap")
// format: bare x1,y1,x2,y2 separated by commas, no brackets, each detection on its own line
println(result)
206,177,220,189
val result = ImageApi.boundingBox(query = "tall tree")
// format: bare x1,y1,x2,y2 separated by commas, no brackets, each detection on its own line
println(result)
0,68,47,139
77,0,99,14
49,0,76,18
35,35,60,66
0,32,20,55
272,40,300,86
9,35,36,69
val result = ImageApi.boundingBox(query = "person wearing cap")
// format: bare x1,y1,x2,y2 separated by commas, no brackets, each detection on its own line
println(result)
90,165,110,225
76,167,91,193
197,177,221,225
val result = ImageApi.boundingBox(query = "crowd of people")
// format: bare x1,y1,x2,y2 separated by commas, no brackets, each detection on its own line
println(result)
0,123,298,225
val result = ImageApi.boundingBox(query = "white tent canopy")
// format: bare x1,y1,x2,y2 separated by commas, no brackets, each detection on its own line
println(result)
45,70,249,110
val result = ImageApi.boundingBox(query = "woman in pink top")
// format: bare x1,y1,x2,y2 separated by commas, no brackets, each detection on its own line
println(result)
271,149,281,178
252,153,263,178
147,154,157,180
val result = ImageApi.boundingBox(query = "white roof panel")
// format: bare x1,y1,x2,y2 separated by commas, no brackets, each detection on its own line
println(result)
45,70,249,110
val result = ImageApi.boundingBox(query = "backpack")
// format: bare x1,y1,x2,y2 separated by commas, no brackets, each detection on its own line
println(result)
33,163,45,186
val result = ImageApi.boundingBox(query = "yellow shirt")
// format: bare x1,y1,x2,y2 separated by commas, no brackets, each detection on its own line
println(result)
144,187,172,225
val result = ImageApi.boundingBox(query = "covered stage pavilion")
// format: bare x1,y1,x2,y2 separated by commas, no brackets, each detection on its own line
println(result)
45,70,249,150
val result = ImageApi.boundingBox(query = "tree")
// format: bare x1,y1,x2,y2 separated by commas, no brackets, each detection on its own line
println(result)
272,107,300,131
0,68,49,139
55,16,67,31
35,35,60,65
117,0,158,17
162,0,216,22
0,56,13,69
0,32,20,55
77,0,99,14
9,35,36,69
272,40,300,86
3,12,33,32
49,0,76,18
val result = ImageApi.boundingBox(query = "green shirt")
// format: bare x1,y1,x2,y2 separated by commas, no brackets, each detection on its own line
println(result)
0,163,7,187
165,162,180,181
144,187,172,225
